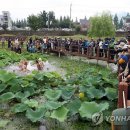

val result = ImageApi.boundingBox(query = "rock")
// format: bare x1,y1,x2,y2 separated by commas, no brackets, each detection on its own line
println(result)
38,125,47,130
38,120,47,130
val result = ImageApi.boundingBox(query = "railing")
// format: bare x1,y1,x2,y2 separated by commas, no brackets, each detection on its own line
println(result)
50,43,117,64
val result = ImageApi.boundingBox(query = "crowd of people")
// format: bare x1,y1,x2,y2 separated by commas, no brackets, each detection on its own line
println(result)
0,37,24,53
1,36,130,59
1,36,130,71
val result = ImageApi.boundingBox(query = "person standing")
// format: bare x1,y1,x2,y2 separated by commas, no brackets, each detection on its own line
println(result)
1,37,5,48
8,38,11,48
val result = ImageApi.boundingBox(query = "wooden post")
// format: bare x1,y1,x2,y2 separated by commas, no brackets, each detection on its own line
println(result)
96,46,100,65
107,47,110,68
78,44,80,54
59,52,61,57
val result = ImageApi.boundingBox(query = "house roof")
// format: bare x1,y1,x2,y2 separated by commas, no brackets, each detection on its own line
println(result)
80,19,88,25
123,16,130,19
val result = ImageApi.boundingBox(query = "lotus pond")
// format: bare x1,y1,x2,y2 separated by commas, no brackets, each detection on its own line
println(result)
0,49,118,130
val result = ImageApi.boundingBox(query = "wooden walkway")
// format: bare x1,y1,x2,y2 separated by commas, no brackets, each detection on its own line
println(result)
50,44,116,64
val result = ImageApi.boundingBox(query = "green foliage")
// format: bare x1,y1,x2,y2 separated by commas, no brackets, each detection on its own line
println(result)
105,87,118,100
88,11,115,37
114,14,119,30
12,103,29,113
0,84,7,93
119,18,123,29
13,18,27,28
50,106,69,122
26,107,46,122
15,91,30,100
67,99,81,115
27,15,40,31
60,86,75,100
0,50,22,67
75,25,81,33
24,99,38,108
0,61,5,67
87,87,105,99
0,120,10,128
45,101,65,110
0,53,118,126
44,89,62,101
0,92,15,102
79,102,109,119
2,24,8,30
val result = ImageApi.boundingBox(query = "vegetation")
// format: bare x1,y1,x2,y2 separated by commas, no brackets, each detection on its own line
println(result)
27,10,73,31
0,49,118,129
88,12,115,37
0,50,47,67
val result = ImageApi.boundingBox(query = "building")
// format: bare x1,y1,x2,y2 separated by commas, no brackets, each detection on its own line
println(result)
123,15,130,31
0,11,12,29
79,16,89,31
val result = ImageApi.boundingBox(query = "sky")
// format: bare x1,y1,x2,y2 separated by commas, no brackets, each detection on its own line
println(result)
0,0,130,21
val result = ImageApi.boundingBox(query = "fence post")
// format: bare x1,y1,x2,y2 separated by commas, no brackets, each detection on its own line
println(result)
96,46,100,64
107,47,110,66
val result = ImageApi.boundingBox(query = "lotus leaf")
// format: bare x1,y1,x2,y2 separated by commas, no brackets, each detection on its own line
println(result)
12,103,28,113
67,99,81,115
105,87,118,100
79,102,109,119
44,89,62,101
0,70,15,83
61,87,75,100
24,99,38,108
45,101,65,110
0,61,5,67
26,107,46,122
0,92,15,102
15,91,30,100
0,84,7,93
87,87,105,99
50,106,69,122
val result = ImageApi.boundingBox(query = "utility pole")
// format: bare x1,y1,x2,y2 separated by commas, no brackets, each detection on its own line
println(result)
70,3,72,29
48,14,49,29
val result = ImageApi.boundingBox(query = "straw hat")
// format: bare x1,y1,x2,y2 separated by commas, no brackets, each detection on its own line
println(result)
38,58,42,61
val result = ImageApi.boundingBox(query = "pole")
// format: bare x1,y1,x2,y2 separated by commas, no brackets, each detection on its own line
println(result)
70,3,72,29
48,14,49,29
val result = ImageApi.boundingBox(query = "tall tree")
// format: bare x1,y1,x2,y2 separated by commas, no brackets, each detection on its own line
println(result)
48,11,55,28
114,14,119,30
2,24,8,30
27,15,39,31
88,12,115,37
119,18,123,29
38,10,47,28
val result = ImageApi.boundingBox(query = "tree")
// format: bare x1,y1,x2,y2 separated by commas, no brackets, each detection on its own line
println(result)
88,12,115,37
48,11,55,28
38,11,47,28
59,16,71,28
114,14,119,29
2,24,8,30
75,25,81,32
27,15,39,31
119,18,123,29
